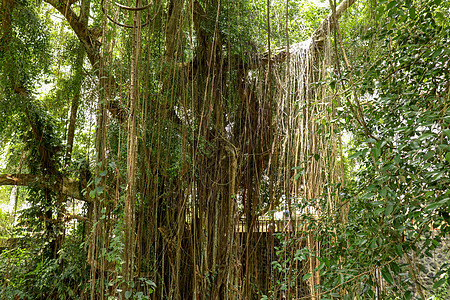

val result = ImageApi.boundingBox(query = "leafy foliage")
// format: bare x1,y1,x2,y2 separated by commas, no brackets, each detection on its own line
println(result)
307,0,450,298
0,232,89,299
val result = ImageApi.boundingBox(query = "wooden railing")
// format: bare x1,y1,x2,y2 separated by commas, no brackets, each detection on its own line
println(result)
236,219,302,233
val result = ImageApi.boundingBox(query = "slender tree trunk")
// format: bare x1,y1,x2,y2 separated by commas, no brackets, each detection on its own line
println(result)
66,44,86,161
123,0,142,296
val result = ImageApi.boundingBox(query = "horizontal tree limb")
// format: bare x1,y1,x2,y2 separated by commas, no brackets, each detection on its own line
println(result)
0,174,91,203
64,213,91,223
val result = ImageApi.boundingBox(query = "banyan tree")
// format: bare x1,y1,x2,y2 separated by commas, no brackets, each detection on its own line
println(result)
2,0,449,299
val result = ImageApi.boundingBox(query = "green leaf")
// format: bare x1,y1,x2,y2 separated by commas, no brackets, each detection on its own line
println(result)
291,166,304,170
330,80,336,90
294,170,305,180
372,201,384,206
374,207,384,216
89,189,96,199
364,138,377,144
417,263,427,273
431,48,443,60
390,262,401,275
387,18,395,30
403,291,412,300
439,144,450,151
96,186,105,195
381,267,393,284
385,203,394,216
145,279,156,288
125,291,132,299
418,132,435,141
446,152,450,163
302,273,311,281
363,192,375,199
426,199,446,211
443,129,450,138
409,6,415,19
372,142,382,158
348,151,362,160
432,277,446,289
386,1,396,11
318,262,326,270
424,191,434,197
370,238,378,249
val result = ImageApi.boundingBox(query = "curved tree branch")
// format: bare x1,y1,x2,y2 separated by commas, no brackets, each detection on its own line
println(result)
101,0,151,28
244,0,357,69
114,0,152,11
45,0,99,66
45,0,126,121
311,0,357,52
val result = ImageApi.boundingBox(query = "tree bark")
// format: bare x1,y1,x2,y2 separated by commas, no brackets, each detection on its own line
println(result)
0,174,90,202
45,0,126,121
122,0,142,296
242,0,357,69
65,0,91,162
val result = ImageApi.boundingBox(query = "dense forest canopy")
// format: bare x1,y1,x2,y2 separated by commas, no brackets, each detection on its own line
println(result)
0,0,449,299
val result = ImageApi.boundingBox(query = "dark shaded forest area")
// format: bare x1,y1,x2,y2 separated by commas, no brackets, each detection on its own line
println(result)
0,0,449,299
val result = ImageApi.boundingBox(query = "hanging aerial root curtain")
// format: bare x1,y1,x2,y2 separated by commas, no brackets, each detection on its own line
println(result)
270,23,344,299
86,0,349,298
